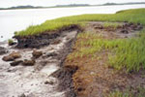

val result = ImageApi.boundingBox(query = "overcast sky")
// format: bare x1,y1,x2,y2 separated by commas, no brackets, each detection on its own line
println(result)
0,0,145,8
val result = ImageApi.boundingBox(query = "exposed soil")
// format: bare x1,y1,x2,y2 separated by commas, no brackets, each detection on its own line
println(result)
14,25,81,48
0,28,79,97
85,22,143,39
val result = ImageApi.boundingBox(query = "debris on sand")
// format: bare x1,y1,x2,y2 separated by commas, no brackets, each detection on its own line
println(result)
2,51,21,61
22,59,35,66
32,50,43,59
2,55,14,61
10,60,23,66
19,93,26,97
44,77,56,85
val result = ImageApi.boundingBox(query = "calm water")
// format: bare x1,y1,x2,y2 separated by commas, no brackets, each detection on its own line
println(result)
0,4,145,41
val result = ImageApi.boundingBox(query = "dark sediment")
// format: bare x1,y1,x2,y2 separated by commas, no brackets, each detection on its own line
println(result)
10,60,23,66
52,36,79,97
14,25,82,48
52,66,78,97
0,46,8,55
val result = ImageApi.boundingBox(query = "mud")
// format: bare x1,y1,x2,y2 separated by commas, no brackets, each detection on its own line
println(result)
0,29,78,97
86,22,143,39
0,46,8,55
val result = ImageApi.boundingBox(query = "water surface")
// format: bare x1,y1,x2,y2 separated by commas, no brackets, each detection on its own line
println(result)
0,4,145,41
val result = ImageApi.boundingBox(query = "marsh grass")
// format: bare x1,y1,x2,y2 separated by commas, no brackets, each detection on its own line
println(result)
108,29,145,72
16,8,145,36
108,91,130,97
67,29,145,72
8,39,14,45
61,8,145,96
108,87,145,97
103,22,122,29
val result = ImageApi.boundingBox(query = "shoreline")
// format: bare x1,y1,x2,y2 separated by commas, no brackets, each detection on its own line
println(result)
0,3,145,11
0,26,80,97
0,8,145,97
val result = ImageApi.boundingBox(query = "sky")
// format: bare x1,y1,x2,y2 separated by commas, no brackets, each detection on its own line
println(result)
0,0,145,8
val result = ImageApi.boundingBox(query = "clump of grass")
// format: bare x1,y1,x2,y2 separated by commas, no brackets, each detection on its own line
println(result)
138,87,145,97
16,8,145,36
108,87,145,97
108,91,130,97
8,39,14,45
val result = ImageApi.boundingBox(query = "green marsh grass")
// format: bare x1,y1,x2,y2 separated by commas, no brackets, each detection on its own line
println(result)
67,29,145,72
108,91,130,97
103,22,122,29
16,8,145,36
8,39,14,45
108,87,145,97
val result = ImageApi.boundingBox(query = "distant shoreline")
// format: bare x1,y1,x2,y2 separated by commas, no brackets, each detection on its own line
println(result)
0,2,145,11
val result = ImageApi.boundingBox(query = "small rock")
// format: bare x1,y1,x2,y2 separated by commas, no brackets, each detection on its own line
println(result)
2,56,14,61
44,79,55,85
7,69,12,72
46,52,58,57
10,60,23,66
2,51,21,61
23,59,35,66
19,93,26,97
0,46,8,55
9,52,21,59
32,50,43,58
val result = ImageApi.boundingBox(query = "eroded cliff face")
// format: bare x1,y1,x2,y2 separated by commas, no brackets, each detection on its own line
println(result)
14,25,81,48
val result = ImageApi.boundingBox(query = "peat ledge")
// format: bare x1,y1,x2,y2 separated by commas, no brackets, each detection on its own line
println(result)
14,24,82,48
